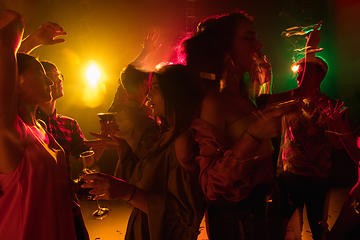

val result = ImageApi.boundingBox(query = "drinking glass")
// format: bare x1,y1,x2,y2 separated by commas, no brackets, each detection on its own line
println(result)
97,112,117,137
97,112,117,125
80,150,110,220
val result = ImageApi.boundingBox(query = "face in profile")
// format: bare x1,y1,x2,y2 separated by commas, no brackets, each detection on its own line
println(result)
45,65,64,100
147,75,165,117
19,59,54,105
231,19,263,75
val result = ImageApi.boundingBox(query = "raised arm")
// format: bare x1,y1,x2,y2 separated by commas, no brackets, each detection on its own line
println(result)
0,10,25,174
18,22,67,54
133,31,161,63
262,21,322,105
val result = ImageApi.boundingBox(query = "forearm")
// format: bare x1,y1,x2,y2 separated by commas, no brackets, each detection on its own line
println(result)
133,49,150,62
127,185,148,213
264,87,304,106
18,34,40,54
0,40,18,123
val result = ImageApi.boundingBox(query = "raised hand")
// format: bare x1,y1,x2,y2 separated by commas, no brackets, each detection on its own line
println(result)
19,22,67,53
143,31,161,54
325,99,360,166
134,31,161,62
325,99,348,133
306,21,322,53
296,21,323,94
31,22,67,45
0,10,24,53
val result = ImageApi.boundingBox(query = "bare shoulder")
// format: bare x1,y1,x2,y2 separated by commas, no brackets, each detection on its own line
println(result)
200,89,228,130
202,89,228,110
175,130,194,160
174,130,199,173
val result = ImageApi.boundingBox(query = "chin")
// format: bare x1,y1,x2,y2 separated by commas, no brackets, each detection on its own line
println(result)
39,97,52,105
52,93,63,100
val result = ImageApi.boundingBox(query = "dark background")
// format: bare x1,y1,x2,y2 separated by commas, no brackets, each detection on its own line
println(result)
2,0,359,186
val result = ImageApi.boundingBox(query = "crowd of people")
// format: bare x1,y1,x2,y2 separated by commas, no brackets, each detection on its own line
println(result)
0,8,360,240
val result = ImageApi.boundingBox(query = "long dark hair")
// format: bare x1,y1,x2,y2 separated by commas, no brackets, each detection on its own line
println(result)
181,11,252,97
150,64,201,152
17,53,38,75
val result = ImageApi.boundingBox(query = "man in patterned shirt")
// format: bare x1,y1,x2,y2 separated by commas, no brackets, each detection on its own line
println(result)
277,56,345,240
37,61,94,240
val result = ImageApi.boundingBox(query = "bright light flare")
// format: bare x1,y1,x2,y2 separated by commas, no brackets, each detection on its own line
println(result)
155,61,174,71
291,64,300,73
80,62,107,108
86,64,101,86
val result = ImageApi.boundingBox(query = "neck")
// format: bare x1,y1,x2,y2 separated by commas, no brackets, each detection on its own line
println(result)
39,100,56,116
305,88,322,99
18,104,38,126
160,127,175,147
223,72,245,96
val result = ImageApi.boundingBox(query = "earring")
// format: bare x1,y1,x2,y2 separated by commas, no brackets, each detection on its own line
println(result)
219,70,227,92
219,54,235,92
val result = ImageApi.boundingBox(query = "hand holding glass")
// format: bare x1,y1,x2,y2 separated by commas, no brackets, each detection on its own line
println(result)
80,150,110,220
97,112,117,137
